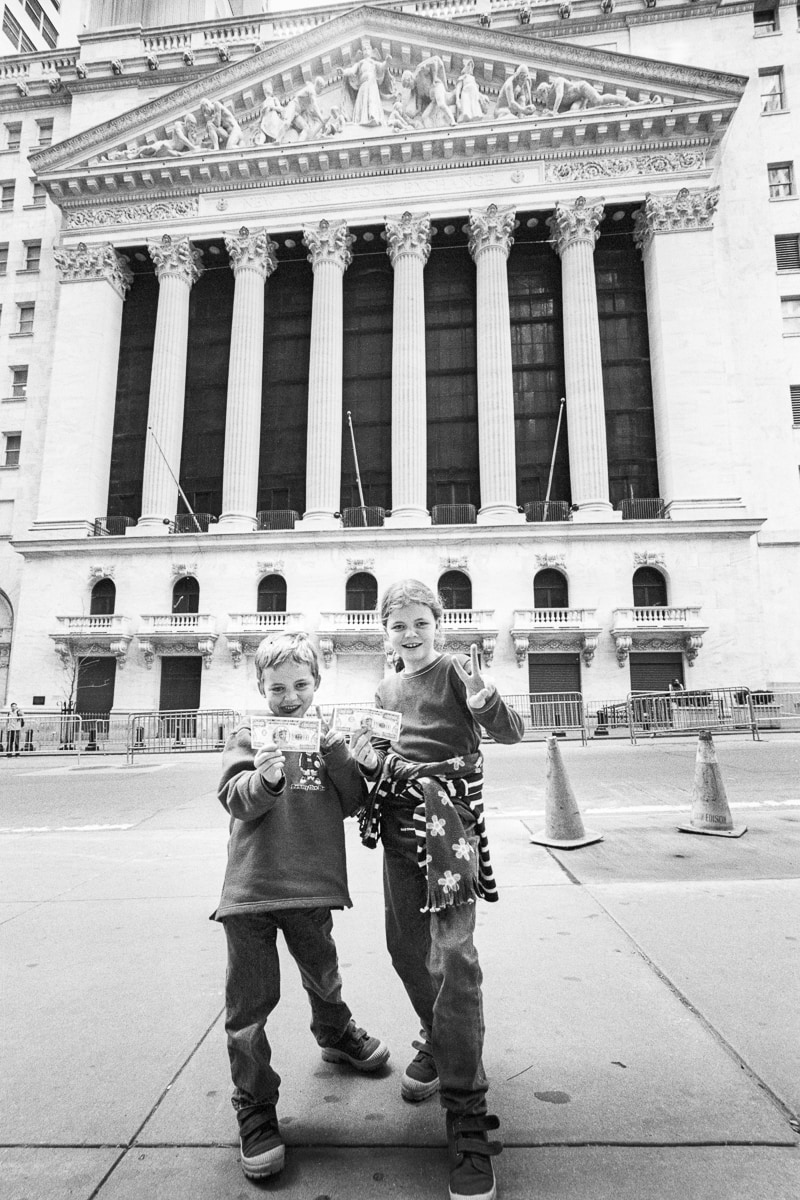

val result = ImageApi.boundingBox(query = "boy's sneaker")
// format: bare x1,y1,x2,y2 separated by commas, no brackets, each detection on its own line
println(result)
321,1019,390,1072
238,1104,285,1179
446,1111,501,1200
401,1039,439,1103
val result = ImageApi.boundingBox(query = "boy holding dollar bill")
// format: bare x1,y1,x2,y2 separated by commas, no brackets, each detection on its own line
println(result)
213,632,389,1182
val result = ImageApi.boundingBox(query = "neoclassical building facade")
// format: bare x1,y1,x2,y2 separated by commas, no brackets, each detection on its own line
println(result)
2,0,799,714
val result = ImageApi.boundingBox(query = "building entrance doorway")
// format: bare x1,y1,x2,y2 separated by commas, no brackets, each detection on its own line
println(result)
159,657,202,711
76,656,116,714
528,653,581,694
629,653,684,692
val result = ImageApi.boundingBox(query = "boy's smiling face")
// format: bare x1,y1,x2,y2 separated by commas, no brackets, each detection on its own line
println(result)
257,660,319,717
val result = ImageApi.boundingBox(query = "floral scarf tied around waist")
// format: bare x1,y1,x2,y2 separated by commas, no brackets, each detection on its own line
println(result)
358,751,498,913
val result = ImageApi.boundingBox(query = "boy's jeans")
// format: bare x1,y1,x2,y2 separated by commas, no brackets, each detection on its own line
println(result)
381,800,488,1116
223,907,352,1111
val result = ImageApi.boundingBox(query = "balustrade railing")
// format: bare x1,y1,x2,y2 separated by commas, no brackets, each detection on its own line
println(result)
432,504,477,525
524,500,570,522
92,516,135,536
616,498,667,520
514,607,595,627
257,509,298,530
342,506,386,528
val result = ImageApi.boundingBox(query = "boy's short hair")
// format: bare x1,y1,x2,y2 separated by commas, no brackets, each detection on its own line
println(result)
254,632,321,683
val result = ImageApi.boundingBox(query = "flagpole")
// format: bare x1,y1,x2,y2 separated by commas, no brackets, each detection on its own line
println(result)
543,397,566,523
147,424,201,533
346,410,367,527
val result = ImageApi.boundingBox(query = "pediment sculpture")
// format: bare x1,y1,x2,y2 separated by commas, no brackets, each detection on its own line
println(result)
91,38,665,165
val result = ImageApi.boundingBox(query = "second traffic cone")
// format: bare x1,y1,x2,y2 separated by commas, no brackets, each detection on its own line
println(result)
530,736,603,849
678,730,747,838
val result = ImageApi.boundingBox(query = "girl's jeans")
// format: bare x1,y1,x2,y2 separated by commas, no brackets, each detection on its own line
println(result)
381,799,488,1115
223,907,352,1111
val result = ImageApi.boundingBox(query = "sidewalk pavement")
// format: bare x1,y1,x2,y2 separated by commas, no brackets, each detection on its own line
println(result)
1,742,799,1199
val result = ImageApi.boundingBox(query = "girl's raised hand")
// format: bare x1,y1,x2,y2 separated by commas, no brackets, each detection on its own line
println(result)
453,643,497,710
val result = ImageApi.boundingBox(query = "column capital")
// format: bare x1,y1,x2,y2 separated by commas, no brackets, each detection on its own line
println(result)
468,204,515,261
385,211,432,267
148,234,204,285
224,225,278,280
633,186,720,251
547,196,605,257
53,242,133,298
303,219,354,272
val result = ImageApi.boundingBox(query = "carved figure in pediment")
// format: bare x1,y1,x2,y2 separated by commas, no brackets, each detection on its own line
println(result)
282,76,327,142
138,112,201,157
256,81,288,144
535,76,656,115
495,65,535,119
412,55,455,128
341,45,394,127
388,96,416,131
199,98,243,150
320,105,345,137
455,58,488,124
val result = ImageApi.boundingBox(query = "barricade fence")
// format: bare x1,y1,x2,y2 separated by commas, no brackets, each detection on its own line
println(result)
504,693,587,744
624,686,761,743
125,709,239,763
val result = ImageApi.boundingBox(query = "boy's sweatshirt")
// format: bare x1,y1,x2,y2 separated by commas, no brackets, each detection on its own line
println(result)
213,723,366,919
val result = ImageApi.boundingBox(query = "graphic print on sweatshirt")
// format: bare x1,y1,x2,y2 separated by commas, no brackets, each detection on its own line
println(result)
295,752,325,792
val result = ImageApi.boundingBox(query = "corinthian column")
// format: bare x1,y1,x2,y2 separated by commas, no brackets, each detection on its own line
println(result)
548,196,616,521
217,227,278,532
468,204,525,525
296,219,354,530
138,235,204,533
633,187,742,518
34,243,133,533
384,211,432,528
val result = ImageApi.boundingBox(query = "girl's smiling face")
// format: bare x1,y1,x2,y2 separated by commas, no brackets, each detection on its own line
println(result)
384,602,440,670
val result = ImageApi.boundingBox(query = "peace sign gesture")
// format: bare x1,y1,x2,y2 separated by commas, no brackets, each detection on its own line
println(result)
453,643,497,711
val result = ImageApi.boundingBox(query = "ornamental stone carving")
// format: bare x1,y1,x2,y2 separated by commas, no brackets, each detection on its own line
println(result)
614,633,633,667
89,566,115,582
346,558,375,572
547,151,706,183
536,553,566,570
547,196,605,256
224,226,278,280
467,204,515,260
171,562,197,577
148,234,204,284
441,556,468,570
632,187,720,250
53,243,133,298
634,551,665,568
257,560,285,575
65,200,199,230
303,219,354,271
385,212,432,267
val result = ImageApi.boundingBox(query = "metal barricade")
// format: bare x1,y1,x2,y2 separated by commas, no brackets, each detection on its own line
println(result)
125,709,239,763
627,686,759,743
3,712,83,759
504,692,587,744
743,689,800,732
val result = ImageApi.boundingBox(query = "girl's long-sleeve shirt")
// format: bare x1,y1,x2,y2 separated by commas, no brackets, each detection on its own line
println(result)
213,724,367,919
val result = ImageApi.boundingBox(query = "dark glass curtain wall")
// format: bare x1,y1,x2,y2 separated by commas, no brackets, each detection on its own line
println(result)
107,264,157,518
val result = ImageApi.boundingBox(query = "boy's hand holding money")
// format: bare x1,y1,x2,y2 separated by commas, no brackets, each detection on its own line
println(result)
254,739,285,787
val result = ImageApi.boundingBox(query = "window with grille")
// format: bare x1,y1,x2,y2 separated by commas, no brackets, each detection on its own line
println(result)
0,243,7,275
439,570,472,610
3,432,21,468
257,574,287,613
776,235,800,270
633,567,667,608
90,579,116,616
23,241,40,272
760,68,786,113
4,123,21,151
31,181,46,207
10,366,27,397
781,296,800,334
753,1,778,34
791,385,800,426
1,183,15,211
36,119,53,146
345,572,378,612
16,303,34,335
534,569,569,609
768,163,795,198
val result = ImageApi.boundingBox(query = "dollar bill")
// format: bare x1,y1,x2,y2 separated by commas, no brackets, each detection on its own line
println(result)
332,706,402,740
250,715,321,753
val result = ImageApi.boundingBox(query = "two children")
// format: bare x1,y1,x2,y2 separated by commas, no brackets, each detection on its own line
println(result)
216,583,523,1200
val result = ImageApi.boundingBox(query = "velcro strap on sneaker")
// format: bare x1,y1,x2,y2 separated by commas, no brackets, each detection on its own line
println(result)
451,1113,500,1136
455,1136,503,1157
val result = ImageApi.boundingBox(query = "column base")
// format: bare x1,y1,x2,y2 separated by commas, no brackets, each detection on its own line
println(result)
216,513,257,533
132,516,173,535
476,505,526,526
571,504,621,523
294,511,343,531
384,507,432,528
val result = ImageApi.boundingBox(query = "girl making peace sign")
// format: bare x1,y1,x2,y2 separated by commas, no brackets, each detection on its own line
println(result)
352,579,524,1200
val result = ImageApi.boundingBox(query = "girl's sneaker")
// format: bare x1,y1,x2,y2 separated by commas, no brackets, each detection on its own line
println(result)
238,1104,285,1179
321,1019,390,1071
446,1111,501,1200
401,1039,439,1103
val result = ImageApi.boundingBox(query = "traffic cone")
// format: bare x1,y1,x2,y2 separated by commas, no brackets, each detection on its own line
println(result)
678,730,747,838
529,735,603,849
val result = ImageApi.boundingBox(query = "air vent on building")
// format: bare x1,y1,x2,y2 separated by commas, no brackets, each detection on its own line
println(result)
791,385,800,426
775,234,800,271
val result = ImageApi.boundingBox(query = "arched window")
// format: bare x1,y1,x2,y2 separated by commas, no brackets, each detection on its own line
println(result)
257,574,287,613
172,575,200,614
632,567,667,608
534,569,568,609
90,578,116,616
439,570,472,610
345,572,377,612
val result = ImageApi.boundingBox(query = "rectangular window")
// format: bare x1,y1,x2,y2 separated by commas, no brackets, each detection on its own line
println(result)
776,234,800,270
3,433,21,468
31,181,46,207
769,162,795,198
35,118,53,146
16,303,34,335
4,123,21,151
2,8,35,52
791,385,800,426
760,68,786,113
781,296,800,334
1,182,15,211
11,366,28,397
0,243,7,275
23,240,40,271
754,2,778,34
